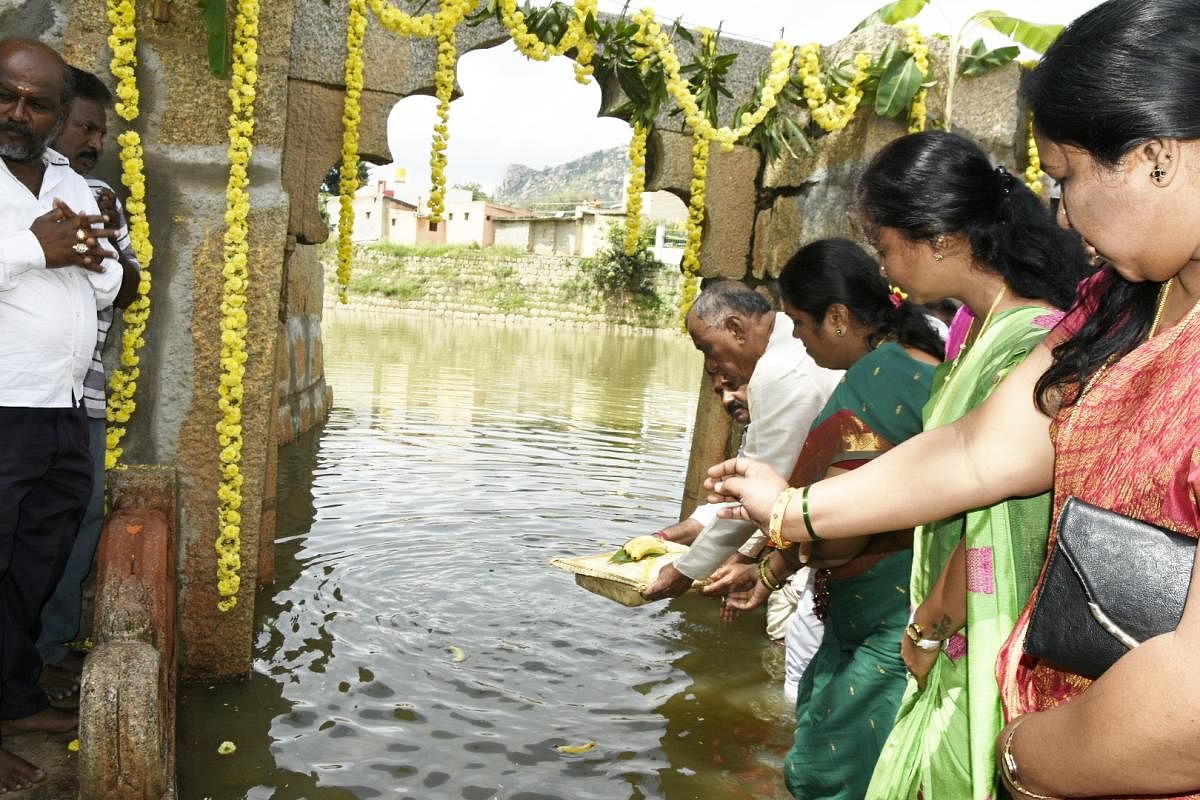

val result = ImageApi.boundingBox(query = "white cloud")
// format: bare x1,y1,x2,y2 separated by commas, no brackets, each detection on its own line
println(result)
383,0,1104,192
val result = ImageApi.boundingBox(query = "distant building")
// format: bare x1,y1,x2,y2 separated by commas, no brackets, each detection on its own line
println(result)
326,182,683,264
325,184,527,247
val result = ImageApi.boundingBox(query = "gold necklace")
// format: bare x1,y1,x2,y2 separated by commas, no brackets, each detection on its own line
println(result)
1148,278,1175,338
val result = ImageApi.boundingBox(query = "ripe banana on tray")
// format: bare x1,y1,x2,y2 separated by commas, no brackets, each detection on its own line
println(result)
610,535,669,563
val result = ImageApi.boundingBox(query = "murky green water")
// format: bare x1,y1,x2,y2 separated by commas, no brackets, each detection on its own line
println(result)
178,310,793,800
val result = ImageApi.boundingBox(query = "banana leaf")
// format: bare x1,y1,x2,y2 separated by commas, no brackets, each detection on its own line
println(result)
199,0,230,78
875,53,923,117
960,39,1020,76
853,0,930,31
973,11,1064,54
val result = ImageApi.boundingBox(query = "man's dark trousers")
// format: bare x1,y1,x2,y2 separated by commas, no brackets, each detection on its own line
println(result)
0,404,91,720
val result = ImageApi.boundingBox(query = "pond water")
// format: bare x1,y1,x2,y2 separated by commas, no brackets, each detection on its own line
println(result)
177,310,793,800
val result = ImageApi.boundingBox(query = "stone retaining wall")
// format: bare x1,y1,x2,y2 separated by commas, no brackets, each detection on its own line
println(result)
328,245,684,328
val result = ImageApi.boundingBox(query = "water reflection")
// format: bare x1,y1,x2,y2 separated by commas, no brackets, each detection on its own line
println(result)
178,311,792,800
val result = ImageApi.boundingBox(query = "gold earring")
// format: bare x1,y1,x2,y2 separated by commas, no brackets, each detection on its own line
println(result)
1152,165,1168,183
933,251,945,262
835,328,845,337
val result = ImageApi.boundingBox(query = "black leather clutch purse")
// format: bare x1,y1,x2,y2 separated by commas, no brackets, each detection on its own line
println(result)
1023,497,1195,679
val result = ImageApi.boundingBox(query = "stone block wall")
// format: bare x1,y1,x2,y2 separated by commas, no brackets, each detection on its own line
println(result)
331,246,683,328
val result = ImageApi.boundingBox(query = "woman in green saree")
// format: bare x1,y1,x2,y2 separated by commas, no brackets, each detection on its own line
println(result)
856,132,1092,800
707,237,945,800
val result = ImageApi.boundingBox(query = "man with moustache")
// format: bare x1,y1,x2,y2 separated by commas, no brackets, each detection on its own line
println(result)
0,39,120,791
642,281,841,603
35,66,141,698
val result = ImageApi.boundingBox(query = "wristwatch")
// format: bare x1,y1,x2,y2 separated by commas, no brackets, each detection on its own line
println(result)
904,622,944,652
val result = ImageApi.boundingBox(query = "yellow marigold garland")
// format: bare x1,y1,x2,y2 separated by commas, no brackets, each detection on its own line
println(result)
623,122,648,255
1024,110,1044,195
498,0,597,84
364,0,479,224
679,132,709,327
902,22,929,133
427,26,456,222
335,0,368,304
631,8,794,152
799,45,872,133
104,0,154,470
214,0,261,613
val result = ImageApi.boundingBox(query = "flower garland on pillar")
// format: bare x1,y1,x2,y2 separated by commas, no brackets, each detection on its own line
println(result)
104,0,154,470
623,122,647,255
630,10,794,323
798,45,872,132
679,132,709,325
335,0,368,303
346,0,478,254
902,22,929,133
214,0,261,612
427,26,456,222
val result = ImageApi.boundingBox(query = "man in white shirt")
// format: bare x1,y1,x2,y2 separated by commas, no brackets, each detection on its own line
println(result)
643,282,842,600
36,67,141,699
0,38,120,791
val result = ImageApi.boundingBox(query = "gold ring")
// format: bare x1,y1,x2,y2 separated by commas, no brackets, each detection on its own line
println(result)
76,227,88,241
72,242,88,255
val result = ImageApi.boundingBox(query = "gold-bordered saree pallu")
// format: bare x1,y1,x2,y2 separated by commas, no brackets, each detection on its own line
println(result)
866,306,1061,800
783,341,935,800
998,272,1200,800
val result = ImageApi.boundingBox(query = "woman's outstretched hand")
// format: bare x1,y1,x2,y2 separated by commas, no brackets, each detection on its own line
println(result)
703,457,789,529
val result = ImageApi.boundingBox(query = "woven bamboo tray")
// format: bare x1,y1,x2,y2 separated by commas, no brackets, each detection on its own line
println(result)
550,542,691,607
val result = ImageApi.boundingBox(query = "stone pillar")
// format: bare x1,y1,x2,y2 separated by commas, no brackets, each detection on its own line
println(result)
679,370,737,521
57,0,295,681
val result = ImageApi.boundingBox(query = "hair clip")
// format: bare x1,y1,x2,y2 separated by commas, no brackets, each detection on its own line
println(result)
889,285,908,308
994,165,1013,194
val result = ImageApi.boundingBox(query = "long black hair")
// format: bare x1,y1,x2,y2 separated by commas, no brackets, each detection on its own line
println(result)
858,130,1091,312
779,238,944,362
1028,0,1200,412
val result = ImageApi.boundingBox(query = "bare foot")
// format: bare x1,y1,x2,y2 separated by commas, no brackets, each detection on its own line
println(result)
0,707,78,736
38,664,80,702
0,747,46,793
54,650,87,676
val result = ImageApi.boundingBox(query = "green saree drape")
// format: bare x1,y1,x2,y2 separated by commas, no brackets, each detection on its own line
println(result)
783,342,935,800
866,307,1059,800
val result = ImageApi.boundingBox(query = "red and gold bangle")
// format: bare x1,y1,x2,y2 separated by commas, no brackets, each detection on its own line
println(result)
767,487,798,549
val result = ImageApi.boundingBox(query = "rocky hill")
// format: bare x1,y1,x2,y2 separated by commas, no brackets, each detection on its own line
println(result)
494,146,629,208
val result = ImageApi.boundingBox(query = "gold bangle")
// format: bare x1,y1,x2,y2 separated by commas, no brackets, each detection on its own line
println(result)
767,487,798,550
758,557,783,591
1000,716,1062,800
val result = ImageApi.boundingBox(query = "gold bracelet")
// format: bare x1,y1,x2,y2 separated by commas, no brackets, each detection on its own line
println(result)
758,557,783,591
1000,716,1062,800
767,487,798,550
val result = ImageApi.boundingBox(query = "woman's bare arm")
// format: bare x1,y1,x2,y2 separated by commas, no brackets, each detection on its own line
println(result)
708,344,1057,541
1002,543,1200,796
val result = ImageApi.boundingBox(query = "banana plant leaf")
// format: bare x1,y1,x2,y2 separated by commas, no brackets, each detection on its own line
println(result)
973,11,1064,54
853,0,930,31
875,53,923,117
959,38,1020,76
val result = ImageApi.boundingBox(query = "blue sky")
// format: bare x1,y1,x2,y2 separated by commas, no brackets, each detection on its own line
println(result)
381,0,1105,193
